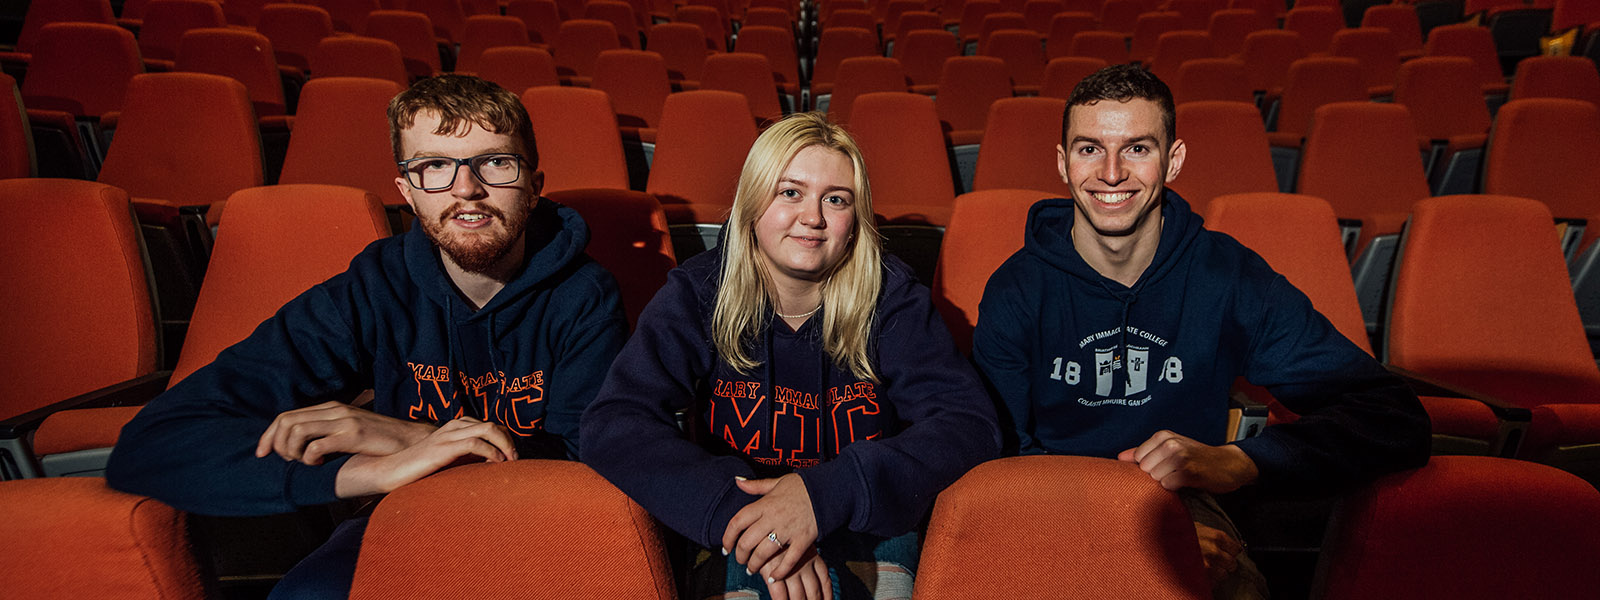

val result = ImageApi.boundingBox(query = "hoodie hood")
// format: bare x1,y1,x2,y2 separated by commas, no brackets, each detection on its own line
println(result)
1023,188,1206,295
403,197,589,322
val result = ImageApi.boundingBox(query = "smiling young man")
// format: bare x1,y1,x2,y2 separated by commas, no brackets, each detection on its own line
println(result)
107,75,629,598
970,65,1429,599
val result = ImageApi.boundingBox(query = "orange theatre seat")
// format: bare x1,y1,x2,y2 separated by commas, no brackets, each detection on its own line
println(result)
825,57,908,126
552,19,622,86
0,74,30,179
310,36,411,88
545,189,676,329
1040,56,1108,99
1387,196,1600,476
348,460,674,599
646,90,758,254
1170,101,1279,213
0,180,159,480
475,47,561,95
1395,57,1492,196
136,0,227,67
1483,98,1600,259
0,0,115,72
930,188,1042,353
848,92,956,227
458,16,533,72
971,97,1070,197
700,53,786,125
914,456,1210,599
257,4,336,72
521,86,631,193
0,477,203,597
936,56,1013,194
1314,456,1600,600
279,78,410,208
362,10,445,80
20,22,143,179
321,0,382,33
29,185,391,479
1510,55,1600,105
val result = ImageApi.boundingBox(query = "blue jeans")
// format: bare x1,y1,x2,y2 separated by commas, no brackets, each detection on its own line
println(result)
266,515,368,600
707,530,920,600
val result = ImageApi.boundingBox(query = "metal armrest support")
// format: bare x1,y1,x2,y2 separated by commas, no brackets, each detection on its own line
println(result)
1385,365,1531,458
0,371,171,440
1228,390,1269,442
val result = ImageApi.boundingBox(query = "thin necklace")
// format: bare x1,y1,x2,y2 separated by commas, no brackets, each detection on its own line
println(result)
775,302,822,319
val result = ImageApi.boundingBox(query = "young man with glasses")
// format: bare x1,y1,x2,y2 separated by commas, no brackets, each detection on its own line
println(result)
107,75,629,598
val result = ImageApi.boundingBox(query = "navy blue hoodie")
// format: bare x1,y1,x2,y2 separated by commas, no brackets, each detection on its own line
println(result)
581,251,1000,550
973,191,1428,493
107,199,629,516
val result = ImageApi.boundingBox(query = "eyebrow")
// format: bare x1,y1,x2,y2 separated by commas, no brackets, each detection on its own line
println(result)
1069,134,1160,146
407,146,519,159
779,177,855,195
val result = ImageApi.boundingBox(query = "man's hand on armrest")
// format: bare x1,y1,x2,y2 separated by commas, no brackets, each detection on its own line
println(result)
333,417,518,498
1118,430,1260,494
255,400,438,465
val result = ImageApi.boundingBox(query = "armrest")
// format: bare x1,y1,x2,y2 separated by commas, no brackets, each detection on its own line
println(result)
0,371,171,439
1227,389,1269,442
1385,365,1531,458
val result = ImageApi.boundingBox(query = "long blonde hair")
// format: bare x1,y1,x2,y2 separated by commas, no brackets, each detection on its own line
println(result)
712,112,883,382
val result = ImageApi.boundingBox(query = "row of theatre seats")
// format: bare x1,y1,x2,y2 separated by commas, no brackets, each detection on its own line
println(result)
6,455,1600,598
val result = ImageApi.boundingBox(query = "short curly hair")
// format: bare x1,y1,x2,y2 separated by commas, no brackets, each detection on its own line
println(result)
387,74,538,167
1062,64,1176,146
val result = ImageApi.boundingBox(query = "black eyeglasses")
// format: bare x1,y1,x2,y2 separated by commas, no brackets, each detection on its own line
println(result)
397,153,525,191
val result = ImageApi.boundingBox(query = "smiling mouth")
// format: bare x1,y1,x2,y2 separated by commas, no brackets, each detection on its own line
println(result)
1091,191,1134,204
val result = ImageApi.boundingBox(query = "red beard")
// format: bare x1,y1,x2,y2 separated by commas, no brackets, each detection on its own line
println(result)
418,200,530,274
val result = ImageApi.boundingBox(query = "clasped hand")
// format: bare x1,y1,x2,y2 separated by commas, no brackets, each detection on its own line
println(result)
255,401,517,498
722,474,832,600
1117,430,1260,494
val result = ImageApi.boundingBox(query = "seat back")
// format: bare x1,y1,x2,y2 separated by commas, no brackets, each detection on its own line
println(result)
1022,0,1065,34
848,92,956,226
320,0,381,32
1510,55,1600,104
1045,11,1097,58
915,456,1210,599
545,190,675,328
930,188,1043,351
1315,456,1600,600
175,28,287,117
1067,31,1131,65
10,0,114,55
1553,0,1600,31
310,36,410,87
1394,56,1492,141
972,97,1071,196
647,90,757,225
936,56,1013,135
348,461,674,599
257,4,336,71
1386,195,1600,403
895,30,961,91
826,57,907,125
1170,101,1277,213
1172,58,1252,105
98,73,264,210
1424,24,1506,91
0,75,30,179
521,86,630,192
1483,98,1600,221
1205,193,1368,352
1148,31,1218,83
1128,11,1182,63
1331,27,1402,92
0,477,203,598
362,10,443,79
137,0,227,62
170,185,389,385
506,0,562,44
1097,0,1143,35
701,53,785,124
979,29,1047,89
674,5,728,50
647,23,711,83
553,19,622,80
279,78,408,206
1238,29,1306,94
1361,4,1424,56
1040,56,1108,99
1274,57,1366,137
812,27,880,91
591,49,672,130
1207,8,1272,57
20,23,142,116
407,0,469,41
1283,6,1342,54
1298,102,1430,248
734,25,802,95
582,1,641,48
0,180,156,419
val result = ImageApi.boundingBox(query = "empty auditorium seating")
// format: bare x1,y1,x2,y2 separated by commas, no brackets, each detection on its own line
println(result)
700,53,786,124
0,75,30,179
915,456,1210,599
309,36,410,87
506,0,561,45
1207,8,1273,58
348,461,674,599
1128,11,1182,65
1238,29,1308,97
1040,56,1108,99
1147,31,1218,84
825,57,907,126
362,10,443,79
175,28,288,118
1393,57,1492,196
136,0,227,66
407,0,469,42
591,49,671,138
733,25,803,112
583,1,642,49
1482,98,1600,257
848,92,957,226
321,0,381,33
18,22,142,178
673,5,729,51
1045,11,1097,59
1171,58,1253,106
553,19,622,86
1510,55,1600,105
646,90,758,227
0,180,157,479
938,56,1013,193
521,86,630,192
642,23,709,85
0,477,203,596
1283,6,1342,55
0,0,115,70
1266,57,1366,183
980,29,1047,95
1425,24,1512,97
1315,456,1600,600
895,30,961,95
1068,31,1132,66
257,4,336,71
1170,102,1278,213
811,26,880,113
278,77,409,206
1331,28,1404,98
545,189,675,328
930,188,1043,352
1362,3,1426,59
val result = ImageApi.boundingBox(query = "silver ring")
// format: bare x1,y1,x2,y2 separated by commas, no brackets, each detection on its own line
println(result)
765,532,784,547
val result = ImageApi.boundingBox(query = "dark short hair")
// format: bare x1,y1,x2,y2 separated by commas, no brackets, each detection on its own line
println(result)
1061,64,1177,145
387,74,538,168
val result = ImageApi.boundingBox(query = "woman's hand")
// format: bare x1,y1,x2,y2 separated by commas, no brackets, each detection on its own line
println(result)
721,473,818,582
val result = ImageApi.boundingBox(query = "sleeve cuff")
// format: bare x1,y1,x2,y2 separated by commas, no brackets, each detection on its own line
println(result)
285,455,352,508
797,454,865,537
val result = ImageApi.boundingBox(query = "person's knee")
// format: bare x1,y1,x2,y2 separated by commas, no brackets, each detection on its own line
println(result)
874,563,913,600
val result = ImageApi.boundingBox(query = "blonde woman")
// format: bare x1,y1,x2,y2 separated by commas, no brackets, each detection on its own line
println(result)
581,112,999,600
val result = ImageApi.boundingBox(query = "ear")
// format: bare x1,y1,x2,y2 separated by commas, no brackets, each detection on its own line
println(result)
395,175,418,213
528,168,545,198
1056,143,1069,183
1164,138,1186,183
